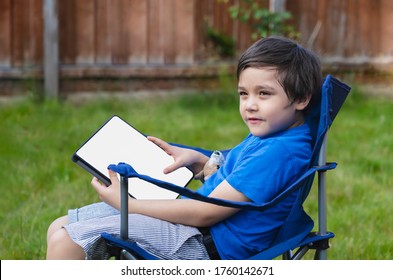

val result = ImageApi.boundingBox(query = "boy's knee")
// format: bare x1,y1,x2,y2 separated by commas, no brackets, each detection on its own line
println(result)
46,228,85,259
47,215,68,242
47,229,65,259
47,228,68,248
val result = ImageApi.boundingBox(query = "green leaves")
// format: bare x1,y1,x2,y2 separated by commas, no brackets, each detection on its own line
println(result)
227,0,299,40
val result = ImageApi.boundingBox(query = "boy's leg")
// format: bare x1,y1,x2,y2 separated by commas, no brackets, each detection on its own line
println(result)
47,215,86,259
46,226,85,260
46,202,120,260
47,215,68,242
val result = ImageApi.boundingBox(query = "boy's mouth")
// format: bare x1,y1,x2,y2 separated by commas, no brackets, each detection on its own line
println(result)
247,117,264,125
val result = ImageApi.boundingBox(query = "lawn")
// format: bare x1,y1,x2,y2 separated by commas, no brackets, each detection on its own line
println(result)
0,84,392,260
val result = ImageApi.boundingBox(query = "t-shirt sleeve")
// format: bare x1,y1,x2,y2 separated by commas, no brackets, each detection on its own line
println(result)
225,139,296,204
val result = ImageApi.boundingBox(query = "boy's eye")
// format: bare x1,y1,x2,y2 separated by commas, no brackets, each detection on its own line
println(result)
239,91,247,96
259,91,271,96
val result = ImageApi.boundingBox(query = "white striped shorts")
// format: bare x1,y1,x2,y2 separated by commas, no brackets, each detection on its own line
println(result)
64,202,210,260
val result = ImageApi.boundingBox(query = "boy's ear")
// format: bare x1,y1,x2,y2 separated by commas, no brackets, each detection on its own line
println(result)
295,96,311,111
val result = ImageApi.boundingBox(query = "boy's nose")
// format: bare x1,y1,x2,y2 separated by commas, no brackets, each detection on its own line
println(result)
246,97,258,111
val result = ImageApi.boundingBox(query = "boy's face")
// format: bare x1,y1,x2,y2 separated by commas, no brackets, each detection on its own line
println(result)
238,67,309,138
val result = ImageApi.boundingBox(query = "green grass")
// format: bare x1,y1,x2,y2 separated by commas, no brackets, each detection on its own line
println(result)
317,87,393,259
0,86,392,260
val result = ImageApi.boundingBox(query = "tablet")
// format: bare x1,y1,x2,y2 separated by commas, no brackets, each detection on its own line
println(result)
72,115,193,199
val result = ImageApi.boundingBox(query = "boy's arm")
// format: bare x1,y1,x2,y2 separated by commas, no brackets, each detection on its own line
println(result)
91,170,250,228
129,179,249,227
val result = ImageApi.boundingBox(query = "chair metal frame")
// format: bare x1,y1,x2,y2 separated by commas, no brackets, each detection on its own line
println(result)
282,134,333,260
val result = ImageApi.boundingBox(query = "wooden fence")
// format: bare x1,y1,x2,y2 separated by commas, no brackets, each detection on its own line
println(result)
287,0,393,65
1,0,392,96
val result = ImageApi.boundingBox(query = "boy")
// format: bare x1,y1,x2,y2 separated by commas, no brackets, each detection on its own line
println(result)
46,36,322,260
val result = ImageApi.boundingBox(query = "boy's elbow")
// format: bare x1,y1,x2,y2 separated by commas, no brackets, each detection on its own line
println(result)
192,208,231,228
195,216,217,228
185,200,238,228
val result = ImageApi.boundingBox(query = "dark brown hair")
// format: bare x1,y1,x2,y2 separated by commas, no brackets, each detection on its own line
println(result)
237,36,322,106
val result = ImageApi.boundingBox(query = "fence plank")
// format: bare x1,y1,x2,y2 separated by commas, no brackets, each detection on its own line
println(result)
112,0,135,64
343,0,357,57
174,0,195,64
0,0,11,67
75,0,95,64
358,0,377,56
129,0,148,63
147,0,165,64
27,0,43,66
193,0,207,61
59,0,76,64
163,0,176,64
95,0,112,64
380,0,393,56
11,0,27,67
110,0,123,64
331,0,347,57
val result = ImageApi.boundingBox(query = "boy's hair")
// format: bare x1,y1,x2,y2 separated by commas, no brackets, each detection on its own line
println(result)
237,36,322,107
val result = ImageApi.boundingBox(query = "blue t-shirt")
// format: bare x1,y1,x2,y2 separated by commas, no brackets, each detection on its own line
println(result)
196,124,312,259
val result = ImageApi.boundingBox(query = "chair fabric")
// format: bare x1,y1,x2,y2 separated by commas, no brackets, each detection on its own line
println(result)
102,75,350,260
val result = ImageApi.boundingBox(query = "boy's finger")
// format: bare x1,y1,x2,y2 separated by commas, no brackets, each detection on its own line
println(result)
163,163,179,174
108,170,119,182
91,177,104,190
147,136,172,155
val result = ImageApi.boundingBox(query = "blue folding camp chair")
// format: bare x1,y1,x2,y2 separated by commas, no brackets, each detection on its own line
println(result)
101,75,351,260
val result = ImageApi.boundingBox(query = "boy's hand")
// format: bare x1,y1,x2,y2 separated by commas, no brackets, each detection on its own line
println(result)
91,170,122,210
147,136,209,175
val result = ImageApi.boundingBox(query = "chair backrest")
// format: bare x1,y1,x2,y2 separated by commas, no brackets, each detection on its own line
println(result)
268,75,350,247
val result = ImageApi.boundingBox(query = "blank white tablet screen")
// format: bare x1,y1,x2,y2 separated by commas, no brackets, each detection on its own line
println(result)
75,116,193,199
